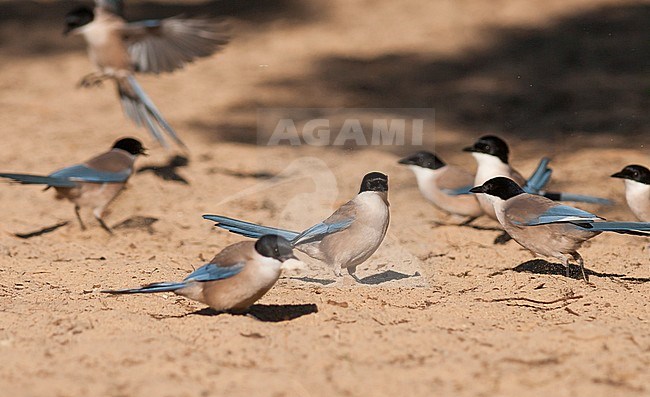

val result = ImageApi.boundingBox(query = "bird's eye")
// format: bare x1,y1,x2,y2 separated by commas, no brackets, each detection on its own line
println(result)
485,145,491,150
633,171,639,176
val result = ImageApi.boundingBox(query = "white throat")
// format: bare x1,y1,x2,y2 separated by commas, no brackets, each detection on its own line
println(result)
473,152,511,184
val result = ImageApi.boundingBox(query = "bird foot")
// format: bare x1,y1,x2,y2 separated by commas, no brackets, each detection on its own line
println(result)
77,73,107,88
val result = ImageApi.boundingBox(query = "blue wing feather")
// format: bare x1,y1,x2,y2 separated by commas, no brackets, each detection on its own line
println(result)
184,262,245,282
522,205,602,226
442,185,474,196
49,164,131,183
291,219,354,245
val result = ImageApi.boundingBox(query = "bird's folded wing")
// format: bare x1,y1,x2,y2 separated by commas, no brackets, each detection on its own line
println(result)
436,165,476,194
121,18,230,74
441,185,474,195
513,204,603,226
183,261,246,283
49,164,131,183
291,219,354,245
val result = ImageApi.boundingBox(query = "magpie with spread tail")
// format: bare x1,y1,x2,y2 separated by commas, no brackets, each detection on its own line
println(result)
64,0,230,149
0,137,146,233
470,177,650,282
203,172,390,281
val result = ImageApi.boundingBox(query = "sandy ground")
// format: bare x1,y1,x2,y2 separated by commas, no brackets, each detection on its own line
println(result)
0,0,649,396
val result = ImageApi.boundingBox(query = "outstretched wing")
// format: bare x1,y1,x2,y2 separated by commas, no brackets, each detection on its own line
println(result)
121,18,230,74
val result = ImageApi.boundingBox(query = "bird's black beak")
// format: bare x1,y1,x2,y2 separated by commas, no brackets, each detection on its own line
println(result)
469,186,484,194
610,171,627,179
463,145,478,153
63,26,73,36
398,156,416,165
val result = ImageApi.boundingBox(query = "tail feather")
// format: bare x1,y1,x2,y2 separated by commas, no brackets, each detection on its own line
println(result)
0,173,76,187
119,76,187,150
202,214,300,242
576,221,650,236
525,157,552,193
542,191,613,205
102,281,186,294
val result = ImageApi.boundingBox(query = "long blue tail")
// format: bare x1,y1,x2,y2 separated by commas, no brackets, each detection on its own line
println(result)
0,173,76,187
542,192,613,205
202,214,300,241
576,221,650,236
120,76,187,150
102,282,186,294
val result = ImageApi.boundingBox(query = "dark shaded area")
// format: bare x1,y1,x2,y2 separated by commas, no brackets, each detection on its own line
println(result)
137,155,190,185
357,270,420,285
204,4,649,151
513,259,625,279
286,276,335,286
206,166,275,180
14,221,69,239
191,303,318,322
112,216,159,234
0,0,317,57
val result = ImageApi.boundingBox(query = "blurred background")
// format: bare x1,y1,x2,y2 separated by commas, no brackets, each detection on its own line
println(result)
0,0,647,158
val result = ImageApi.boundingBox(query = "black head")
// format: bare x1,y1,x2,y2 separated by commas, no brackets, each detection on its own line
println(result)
463,135,510,164
398,151,446,170
112,138,147,156
64,6,94,36
611,165,650,185
255,235,297,262
469,177,525,200
359,172,388,193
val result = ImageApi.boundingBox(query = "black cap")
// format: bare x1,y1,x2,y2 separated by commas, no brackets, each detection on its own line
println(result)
255,235,297,262
359,172,388,193
398,151,446,170
112,138,147,156
463,135,510,164
469,177,525,200
64,7,94,36
611,165,650,185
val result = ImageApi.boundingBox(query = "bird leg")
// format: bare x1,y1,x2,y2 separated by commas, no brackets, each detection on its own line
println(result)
93,209,113,235
74,205,86,230
571,252,589,283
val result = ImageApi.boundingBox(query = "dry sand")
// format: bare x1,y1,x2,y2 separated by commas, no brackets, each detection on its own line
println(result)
0,0,648,396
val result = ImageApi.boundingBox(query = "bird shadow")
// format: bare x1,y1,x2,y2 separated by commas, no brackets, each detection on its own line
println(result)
512,259,626,279
286,276,336,286
357,270,421,285
14,221,70,239
137,155,190,185
189,303,318,322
